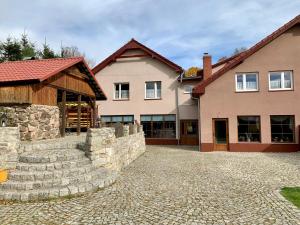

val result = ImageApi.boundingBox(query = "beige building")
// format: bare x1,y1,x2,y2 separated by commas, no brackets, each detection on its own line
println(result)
193,15,300,152
93,39,200,145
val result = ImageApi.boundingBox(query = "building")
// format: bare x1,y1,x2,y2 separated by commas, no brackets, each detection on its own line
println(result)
193,15,300,152
93,39,200,145
0,57,106,140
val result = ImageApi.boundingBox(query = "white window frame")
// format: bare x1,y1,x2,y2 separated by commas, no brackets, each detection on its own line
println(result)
268,71,293,91
145,81,161,99
183,85,194,94
235,73,258,92
114,83,129,100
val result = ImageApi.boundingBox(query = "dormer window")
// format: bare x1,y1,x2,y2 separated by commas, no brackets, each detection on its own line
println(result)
235,73,258,92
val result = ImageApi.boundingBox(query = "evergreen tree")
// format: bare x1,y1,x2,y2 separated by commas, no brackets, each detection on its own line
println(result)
39,43,58,59
20,33,36,59
0,37,22,62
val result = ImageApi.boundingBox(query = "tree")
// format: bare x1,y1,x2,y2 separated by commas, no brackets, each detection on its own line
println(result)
185,67,199,77
217,56,227,62
61,46,82,58
232,47,247,55
0,37,22,62
61,45,95,67
20,33,36,59
39,43,58,59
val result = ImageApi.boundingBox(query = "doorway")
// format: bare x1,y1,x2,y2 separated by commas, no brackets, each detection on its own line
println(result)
212,118,229,151
180,120,199,145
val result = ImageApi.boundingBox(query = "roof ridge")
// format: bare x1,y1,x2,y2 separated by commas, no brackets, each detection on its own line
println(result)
1,56,84,64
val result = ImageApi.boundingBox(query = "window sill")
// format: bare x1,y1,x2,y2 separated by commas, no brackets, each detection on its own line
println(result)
235,90,259,93
144,98,162,100
271,142,296,144
238,141,261,144
268,89,294,92
113,99,130,101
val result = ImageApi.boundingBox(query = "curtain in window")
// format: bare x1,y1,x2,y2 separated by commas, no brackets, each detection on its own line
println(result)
245,74,257,89
270,73,281,89
236,75,243,90
284,72,291,88
121,90,129,98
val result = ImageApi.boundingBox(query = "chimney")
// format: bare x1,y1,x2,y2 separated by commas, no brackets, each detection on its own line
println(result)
203,53,212,80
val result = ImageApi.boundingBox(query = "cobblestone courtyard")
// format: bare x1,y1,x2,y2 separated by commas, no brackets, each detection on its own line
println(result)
0,145,299,225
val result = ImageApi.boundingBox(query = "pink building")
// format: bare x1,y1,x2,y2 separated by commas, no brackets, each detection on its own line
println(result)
193,15,300,152
93,39,200,145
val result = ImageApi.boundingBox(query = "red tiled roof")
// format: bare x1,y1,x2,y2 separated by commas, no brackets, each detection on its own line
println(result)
0,57,107,100
92,38,183,74
0,57,84,83
193,14,300,97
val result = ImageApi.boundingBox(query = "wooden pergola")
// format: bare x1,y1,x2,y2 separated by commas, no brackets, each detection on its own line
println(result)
0,57,106,137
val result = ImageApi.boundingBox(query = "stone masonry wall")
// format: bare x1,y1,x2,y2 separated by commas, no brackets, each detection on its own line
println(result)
0,104,60,141
0,127,19,169
85,124,146,171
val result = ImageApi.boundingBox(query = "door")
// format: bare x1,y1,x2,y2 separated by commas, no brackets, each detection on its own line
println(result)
213,118,229,151
180,120,199,145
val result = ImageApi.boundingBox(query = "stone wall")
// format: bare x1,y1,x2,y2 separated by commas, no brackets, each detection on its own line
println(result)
0,104,60,141
85,124,146,171
0,127,19,169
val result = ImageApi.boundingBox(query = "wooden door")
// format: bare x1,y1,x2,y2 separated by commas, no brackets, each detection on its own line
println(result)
180,120,199,145
213,118,229,151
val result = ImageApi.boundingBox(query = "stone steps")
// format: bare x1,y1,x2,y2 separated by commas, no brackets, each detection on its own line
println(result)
19,149,86,163
0,168,112,190
0,145,118,201
0,171,117,201
16,157,91,172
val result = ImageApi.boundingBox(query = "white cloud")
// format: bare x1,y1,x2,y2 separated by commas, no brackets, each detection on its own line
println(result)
0,0,299,69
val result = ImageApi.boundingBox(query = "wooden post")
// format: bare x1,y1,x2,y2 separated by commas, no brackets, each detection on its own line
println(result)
61,90,67,137
92,100,97,128
77,94,81,135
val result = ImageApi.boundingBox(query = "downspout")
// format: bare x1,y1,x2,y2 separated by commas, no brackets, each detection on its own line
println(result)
176,71,184,145
191,94,201,151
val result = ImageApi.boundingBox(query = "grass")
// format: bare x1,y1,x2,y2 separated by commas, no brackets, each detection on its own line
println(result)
281,187,300,208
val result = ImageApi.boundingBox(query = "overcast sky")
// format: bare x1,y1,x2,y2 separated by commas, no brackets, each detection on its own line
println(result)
1,0,300,69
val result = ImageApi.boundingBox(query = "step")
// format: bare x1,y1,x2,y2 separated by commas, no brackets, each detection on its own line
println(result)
19,149,86,163
0,168,109,191
16,157,91,172
0,170,118,201
9,163,96,182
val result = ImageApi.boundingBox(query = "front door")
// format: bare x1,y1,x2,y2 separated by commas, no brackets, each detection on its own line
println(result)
180,120,199,145
213,118,229,151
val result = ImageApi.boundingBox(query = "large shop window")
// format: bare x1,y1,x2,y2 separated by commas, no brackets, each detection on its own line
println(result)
101,115,134,124
114,83,129,100
145,81,161,99
270,115,295,143
238,116,261,142
141,114,176,138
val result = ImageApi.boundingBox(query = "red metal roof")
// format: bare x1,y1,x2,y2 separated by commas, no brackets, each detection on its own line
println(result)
92,38,183,74
193,14,300,97
0,57,107,100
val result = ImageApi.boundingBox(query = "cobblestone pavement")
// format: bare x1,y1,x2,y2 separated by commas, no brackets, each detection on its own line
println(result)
0,145,300,225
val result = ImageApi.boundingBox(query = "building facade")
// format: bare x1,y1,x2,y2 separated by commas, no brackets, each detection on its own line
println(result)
93,39,200,145
193,15,300,152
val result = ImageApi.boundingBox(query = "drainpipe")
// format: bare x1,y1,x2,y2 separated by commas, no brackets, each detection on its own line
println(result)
198,97,201,151
176,72,184,145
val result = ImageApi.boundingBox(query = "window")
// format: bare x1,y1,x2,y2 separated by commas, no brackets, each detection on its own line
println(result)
238,116,261,142
269,71,293,90
145,81,161,99
101,115,134,124
270,115,295,143
141,114,176,138
235,73,258,92
183,85,194,94
114,83,129,100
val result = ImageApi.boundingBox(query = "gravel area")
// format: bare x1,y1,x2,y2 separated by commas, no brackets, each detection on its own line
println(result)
0,145,299,225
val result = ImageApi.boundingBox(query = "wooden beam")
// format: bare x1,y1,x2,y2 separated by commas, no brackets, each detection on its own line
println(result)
77,94,82,135
91,100,97,128
61,90,66,137
117,54,148,59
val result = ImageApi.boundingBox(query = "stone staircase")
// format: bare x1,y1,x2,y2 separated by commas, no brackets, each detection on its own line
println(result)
0,137,117,201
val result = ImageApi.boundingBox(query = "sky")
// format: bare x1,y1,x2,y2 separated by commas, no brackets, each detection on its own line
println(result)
0,0,300,69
